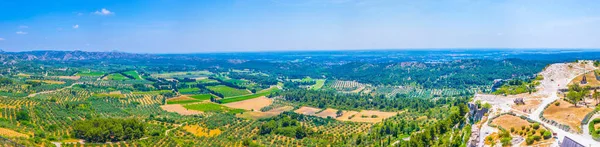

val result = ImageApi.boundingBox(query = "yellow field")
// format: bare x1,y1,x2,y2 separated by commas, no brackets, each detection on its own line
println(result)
0,128,29,138
183,125,222,137
27,80,65,84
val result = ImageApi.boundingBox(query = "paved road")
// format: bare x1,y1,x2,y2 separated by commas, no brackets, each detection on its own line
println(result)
528,67,599,147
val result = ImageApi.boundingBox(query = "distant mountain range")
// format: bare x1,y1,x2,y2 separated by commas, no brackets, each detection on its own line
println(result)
3,49,600,63
0,50,157,62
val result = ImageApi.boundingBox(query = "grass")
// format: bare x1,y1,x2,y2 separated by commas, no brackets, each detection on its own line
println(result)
179,88,200,94
106,73,130,80
183,103,244,114
76,71,105,76
311,79,326,90
206,85,250,97
197,79,219,84
301,77,313,82
190,94,213,100
219,88,280,104
122,71,142,80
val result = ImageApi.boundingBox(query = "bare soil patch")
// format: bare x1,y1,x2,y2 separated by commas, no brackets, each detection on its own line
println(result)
314,108,338,118
512,99,542,114
237,106,294,119
160,104,202,115
335,111,359,121
542,100,593,132
294,106,323,115
109,91,122,94
56,76,81,80
223,96,272,111
491,115,531,131
336,110,400,123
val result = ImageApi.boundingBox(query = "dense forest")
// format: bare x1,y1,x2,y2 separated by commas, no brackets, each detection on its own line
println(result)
274,89,469,112
73,118,146,143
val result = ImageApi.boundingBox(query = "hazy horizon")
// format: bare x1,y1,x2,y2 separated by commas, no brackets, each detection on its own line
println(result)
1,0,600,53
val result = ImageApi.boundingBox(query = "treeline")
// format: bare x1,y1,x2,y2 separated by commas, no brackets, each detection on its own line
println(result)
328,59,545,89
208,77,247,89
273,89,468,112
197,84,225,98
73,118,145,142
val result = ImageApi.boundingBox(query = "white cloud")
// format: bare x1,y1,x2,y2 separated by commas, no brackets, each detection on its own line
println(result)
19,25,28,29
73,24,79,29
77,12,83,16
94,8,114,15
16,31,28,35
0,38,4,41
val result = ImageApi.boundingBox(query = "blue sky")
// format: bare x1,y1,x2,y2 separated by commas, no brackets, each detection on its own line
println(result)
1,0,599,53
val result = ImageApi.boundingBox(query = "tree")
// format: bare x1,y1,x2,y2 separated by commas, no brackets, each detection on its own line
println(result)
73,118,145,142
16,107,30,121
567,84,586,107
482,103,492,109
336,110,343,117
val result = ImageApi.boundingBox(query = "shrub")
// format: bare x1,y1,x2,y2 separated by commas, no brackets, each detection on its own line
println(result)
533,135,541,141
555,102,560,106
510,127,515,132
526,136,534,145
500,137,512,146
532,123,540,130
543,130,552,139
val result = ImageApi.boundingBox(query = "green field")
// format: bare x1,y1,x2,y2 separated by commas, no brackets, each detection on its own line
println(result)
311,79,326,90
301,77,313,82
183,103,244,114
106,73,129,80
219,88,280,103
166,99,200,104
207,85,250,97
76,71,105,76
122,71,142,80
197,79,219,84
190,94,213,100
179,88,200,94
